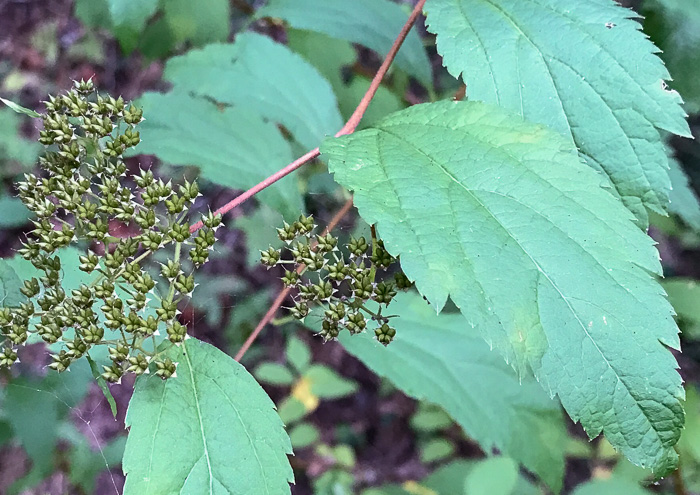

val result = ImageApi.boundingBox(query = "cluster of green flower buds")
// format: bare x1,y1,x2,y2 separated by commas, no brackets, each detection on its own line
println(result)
261,215,413,345
0,81,221,382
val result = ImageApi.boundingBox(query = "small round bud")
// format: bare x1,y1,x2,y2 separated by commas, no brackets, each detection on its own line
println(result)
0,347,18,368
282,270,300,288
375,323,397,346
260,248,281,267
348,236,369,257
127,354,150,375
155,358,177,379
167,321,187,344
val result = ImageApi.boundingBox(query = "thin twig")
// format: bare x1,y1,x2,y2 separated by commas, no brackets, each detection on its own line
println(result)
190,0,427,234
234,197,355,361
673,463,688,495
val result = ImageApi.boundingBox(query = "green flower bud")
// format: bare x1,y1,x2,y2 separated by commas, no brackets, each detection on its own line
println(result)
320,319,339,341
394,271,413,290
161,260,182,280
20,278,40,298
167,321,187,344
294,214,315,235
375,323,397,346
282,270,300,288
373,282,397,304
313,280,334,301
175,273,196,295
324,302,346,322
315,233,338,253
49,350,73,372
109,343,129,363
66,338,88,359
168,223,191,243
327,260,349,282
348,236,369,257
101,363,123,383
0,347,18,368
346,311,366,335
277,222,298,243
155,358,177,379
127,353,150,375
352,276,374,300
202,212,222,229
260,248,281,267
95,280,115,300
291,301,310,320
304,251,326,271
156,300,178,320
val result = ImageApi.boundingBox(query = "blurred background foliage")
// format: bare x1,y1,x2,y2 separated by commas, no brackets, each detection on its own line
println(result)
0,0,699,494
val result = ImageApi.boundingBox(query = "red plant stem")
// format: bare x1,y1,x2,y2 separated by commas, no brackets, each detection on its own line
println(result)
234,197,355,361
190,0,427,234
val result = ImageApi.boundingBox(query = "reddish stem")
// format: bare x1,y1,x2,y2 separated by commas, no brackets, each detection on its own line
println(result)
190,0,427,234
234,197,355,361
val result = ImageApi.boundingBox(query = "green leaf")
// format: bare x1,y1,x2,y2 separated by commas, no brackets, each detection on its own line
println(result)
667,154,700,231
335,292,566,491
235,205,284,268
74,0,111,29
363,459,541,495
123,338,293,494
571,478,653,495
68,435,126,494
277,397,307,424
0,107,42,167
162,32,343,149
338,77,405,129
410,403,453,433
464,457,519,495
257,0,431,86
662,278,700,338
424,0,691,226
255,362,295,386
419,438,455,464
287,29,356,95
134,91,301,216
678,386,700,466
643,0,700,113
0,97,41,118
162,0,230,46
4,380,61,475
0,259,23,307
286,335,311,374
304,364,358,399
86,354,118,417
288,422,320,449
0,196,32,228
3,363,94,479
287,29,405,130
108,0,159,53
321,101,684,475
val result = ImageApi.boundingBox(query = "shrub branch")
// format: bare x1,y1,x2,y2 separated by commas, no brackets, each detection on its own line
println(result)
189,0,427,234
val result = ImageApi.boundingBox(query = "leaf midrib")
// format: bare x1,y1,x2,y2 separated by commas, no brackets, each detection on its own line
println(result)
183,347,214,494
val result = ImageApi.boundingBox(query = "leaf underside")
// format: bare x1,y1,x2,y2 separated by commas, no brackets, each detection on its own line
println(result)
424,0,691,226
256,0,432,86
161,32,343,150
338,292,566,491
134,91,301,217
321,100,684,474
123,338,293,495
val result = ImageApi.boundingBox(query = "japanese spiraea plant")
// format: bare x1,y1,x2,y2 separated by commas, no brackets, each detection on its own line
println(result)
0,80,221,383
0,0,699,493
261,220,413,344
